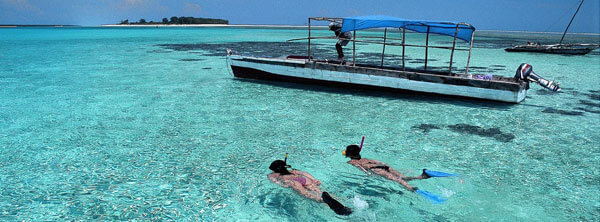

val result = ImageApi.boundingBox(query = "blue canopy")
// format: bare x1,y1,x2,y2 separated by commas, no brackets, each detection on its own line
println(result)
341,15,475,42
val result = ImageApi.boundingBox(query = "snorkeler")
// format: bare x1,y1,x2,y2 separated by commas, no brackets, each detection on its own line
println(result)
342,144,428,192
342,137,457,201
268,155,352,215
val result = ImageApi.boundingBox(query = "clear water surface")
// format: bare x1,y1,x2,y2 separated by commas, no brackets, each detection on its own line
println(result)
0,26,599,221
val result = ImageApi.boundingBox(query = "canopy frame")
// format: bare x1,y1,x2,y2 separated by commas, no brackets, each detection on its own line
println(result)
303,16,476,74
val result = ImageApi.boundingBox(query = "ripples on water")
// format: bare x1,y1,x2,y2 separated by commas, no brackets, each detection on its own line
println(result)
0,27,598,221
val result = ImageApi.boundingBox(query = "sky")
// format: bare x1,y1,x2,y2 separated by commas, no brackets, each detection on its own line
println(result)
0,0,599,33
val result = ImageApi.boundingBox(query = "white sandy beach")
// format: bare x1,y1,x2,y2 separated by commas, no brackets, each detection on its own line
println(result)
101,24,600,36
101,24,314,28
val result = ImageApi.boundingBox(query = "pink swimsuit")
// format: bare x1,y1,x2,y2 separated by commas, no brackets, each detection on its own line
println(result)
292,176,307,186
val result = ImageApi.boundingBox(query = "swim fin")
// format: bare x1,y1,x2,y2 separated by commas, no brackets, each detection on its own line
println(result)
423,169,458,178
322,192,352,215
416,189,446,204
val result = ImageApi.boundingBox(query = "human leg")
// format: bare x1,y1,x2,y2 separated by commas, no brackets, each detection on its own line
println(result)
401,169,431,181
335,43,344,60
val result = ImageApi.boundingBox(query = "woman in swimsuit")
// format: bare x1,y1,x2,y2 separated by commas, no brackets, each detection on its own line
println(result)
268,160,323,201
342,145,430,192
268,159,352,215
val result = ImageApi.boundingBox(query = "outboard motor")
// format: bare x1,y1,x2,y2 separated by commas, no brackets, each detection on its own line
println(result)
514,63,561,92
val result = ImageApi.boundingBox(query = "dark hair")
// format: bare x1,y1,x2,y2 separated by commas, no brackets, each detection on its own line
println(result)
345,145,361,159
269,160,291,175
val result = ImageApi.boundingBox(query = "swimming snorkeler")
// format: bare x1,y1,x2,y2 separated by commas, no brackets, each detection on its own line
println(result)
268,155,352,215
342,144,429,192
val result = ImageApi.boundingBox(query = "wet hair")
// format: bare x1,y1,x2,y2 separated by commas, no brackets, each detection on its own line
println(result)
345,145,361,159
269,160,291,175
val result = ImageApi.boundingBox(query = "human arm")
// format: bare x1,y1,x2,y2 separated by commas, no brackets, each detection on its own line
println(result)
268,173,290,188
348,161,369,174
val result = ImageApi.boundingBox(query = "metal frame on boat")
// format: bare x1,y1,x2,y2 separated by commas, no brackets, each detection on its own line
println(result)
227,15,560,103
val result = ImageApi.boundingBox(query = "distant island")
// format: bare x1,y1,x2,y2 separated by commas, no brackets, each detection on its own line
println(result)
119,16,228,25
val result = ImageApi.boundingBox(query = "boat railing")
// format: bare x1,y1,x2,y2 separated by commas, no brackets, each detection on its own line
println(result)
298,17,476,75
289,36,471,51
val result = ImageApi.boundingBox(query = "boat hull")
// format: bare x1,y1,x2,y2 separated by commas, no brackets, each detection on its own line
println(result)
229,55,527,103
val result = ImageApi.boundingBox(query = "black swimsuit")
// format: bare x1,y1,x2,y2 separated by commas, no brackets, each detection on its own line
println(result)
369,165,390,171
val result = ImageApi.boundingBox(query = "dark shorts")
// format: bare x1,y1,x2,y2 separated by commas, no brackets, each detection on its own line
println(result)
337,32,352,46
337,39,350,46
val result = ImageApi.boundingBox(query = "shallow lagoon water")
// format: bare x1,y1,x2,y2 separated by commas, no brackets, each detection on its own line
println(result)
0,27,599,221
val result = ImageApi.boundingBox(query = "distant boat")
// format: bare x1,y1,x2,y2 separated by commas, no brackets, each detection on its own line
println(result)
505,43,597,55
505,0,599,55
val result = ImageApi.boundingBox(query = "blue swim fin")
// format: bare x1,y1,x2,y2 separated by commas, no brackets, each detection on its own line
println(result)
424,169,458,178
416,189,446,204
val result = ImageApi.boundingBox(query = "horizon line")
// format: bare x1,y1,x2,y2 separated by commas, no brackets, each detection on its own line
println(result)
2,24,599,35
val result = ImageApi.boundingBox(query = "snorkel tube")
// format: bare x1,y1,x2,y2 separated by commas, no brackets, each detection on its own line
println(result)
284,153,291,168
359,136,365,151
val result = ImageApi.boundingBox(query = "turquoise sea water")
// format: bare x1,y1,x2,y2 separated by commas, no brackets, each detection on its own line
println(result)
0,27,599,221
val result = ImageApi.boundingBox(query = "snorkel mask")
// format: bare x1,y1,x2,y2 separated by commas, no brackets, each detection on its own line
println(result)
343,136,364,158
269,153,292,175
343,145,361,159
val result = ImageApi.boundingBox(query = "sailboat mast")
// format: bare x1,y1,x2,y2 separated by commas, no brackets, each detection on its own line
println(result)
559,0,584,45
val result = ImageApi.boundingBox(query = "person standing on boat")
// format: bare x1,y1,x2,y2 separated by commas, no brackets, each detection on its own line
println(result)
329,22,352,61
268,159,352,215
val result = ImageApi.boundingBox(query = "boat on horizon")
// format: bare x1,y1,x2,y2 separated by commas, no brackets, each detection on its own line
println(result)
505,0,599,55
227,15,561,104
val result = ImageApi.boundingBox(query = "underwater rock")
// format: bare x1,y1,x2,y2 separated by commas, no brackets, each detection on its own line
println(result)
575,107,600,114
179,58,204,62
541,108,584,116
535,89,559,95
156,41,330,58
585,93,600,101
467,66,489,70
411,124,441,133
147,49,172,53
579,100,600,108
447,124,515,142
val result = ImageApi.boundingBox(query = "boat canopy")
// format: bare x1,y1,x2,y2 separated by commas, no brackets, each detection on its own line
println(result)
341,15,475,42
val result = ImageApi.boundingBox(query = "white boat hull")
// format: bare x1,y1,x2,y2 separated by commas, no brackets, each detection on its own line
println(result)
229,55,527,103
